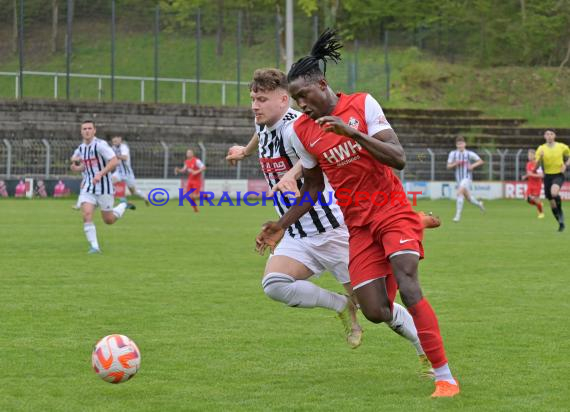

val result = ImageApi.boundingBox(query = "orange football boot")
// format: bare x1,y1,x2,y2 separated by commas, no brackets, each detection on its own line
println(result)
431,380,460,398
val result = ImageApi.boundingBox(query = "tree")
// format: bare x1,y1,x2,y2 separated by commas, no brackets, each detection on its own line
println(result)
51,0,58,53
216,0,224,56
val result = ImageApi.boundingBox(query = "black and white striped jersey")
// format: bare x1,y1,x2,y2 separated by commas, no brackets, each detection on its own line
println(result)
112,143,134,177
256,108,344,238
447,149,481,183
74,137,116,195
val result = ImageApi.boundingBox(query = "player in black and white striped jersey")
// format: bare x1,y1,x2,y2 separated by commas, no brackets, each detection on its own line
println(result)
70,120,132,253
256,109,343,238
110,136,149,206
446,136,485,222
227,69,427,356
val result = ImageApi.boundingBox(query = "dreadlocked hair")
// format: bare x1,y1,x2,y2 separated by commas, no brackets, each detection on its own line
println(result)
287,28,343,82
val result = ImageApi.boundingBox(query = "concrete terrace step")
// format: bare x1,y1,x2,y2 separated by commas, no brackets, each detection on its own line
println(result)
394,124,569,137
390,116,526,127
384,108,483,117
0,100,254,119
2,100,483,118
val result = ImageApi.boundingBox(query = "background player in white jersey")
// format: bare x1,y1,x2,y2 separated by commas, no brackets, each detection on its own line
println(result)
70,120,131,253
447,136,485,222
110,136,149,206
227,69,427,358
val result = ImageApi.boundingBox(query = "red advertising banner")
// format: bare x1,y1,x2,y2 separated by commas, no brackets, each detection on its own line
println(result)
247,179,271,196
504,181,570,200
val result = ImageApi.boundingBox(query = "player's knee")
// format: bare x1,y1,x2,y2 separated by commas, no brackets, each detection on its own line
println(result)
261,272,296,305
102,214,116,225
362,305,392,324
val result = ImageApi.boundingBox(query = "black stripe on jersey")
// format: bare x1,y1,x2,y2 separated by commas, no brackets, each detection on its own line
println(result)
277,137,329,234
294,178,326,233
100,149,112,195
93,144,108,195
317,191,340,229
279,191,308,238
93,144,104,194
267,180,295,238
275,133,325,235
83,145,95,193
122,159,131,175
288,139,335,230
271,129,309,237
259,126,270,158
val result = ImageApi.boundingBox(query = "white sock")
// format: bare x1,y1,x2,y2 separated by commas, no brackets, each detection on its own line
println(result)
262,272,348,312
112,202,127,219
83,223,99,250
455,195,464,219
468,195,481,207
387,303,425,355
434,363,456,385
76,198,81,208
134,189,147,201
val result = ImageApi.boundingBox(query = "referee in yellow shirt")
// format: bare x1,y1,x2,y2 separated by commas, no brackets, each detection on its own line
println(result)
536,129,570,232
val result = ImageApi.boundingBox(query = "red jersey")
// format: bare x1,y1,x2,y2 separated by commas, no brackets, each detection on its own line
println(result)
291,92,411,227
185,157,204,182
526,161,542,193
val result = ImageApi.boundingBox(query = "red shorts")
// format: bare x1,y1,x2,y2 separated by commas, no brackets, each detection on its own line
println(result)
185,179,202,193
526,186,541,198
348,210,424,291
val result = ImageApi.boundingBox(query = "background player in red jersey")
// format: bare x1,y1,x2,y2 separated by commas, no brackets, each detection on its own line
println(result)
255,30,459,398
522,149,544,218
175,149,206,213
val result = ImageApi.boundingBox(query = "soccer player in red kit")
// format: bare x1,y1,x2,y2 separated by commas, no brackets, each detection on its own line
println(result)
522,148,544,218
256,30,459,397
175,149,206,213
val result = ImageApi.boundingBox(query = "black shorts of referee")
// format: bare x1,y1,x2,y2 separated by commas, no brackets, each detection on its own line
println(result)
544,173,565,200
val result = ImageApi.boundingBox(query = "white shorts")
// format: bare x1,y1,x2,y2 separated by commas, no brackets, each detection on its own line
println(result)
458,178,472,191
78,193,114,212
271,224,350,284
112,171,136,188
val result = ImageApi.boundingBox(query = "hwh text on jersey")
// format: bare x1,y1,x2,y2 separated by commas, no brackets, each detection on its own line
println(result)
323,140,362,165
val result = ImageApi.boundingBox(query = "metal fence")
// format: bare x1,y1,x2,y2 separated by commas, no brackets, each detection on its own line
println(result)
0,138,534,182
0,0,465,106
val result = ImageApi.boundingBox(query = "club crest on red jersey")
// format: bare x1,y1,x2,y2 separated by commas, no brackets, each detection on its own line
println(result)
347,117,360,130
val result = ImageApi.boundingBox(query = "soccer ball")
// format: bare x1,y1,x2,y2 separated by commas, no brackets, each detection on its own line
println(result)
92,334,141,383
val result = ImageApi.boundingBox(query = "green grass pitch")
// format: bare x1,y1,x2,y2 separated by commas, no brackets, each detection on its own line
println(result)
0,198,568,411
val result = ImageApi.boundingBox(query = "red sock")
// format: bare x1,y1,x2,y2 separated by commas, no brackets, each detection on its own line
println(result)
407,298,448,368
537,202,543,213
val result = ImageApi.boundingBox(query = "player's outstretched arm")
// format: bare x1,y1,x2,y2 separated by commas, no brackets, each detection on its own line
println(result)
174,164,187,176
226,133,259,165
255,164,324,255
316,116,405,170
469,159,484,170
191,164,207,175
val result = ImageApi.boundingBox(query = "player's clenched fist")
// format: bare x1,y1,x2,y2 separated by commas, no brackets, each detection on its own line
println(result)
226,146,247,166
255,221,285,255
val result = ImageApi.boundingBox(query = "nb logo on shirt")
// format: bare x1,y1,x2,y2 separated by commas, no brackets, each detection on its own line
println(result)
322,141,362,165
